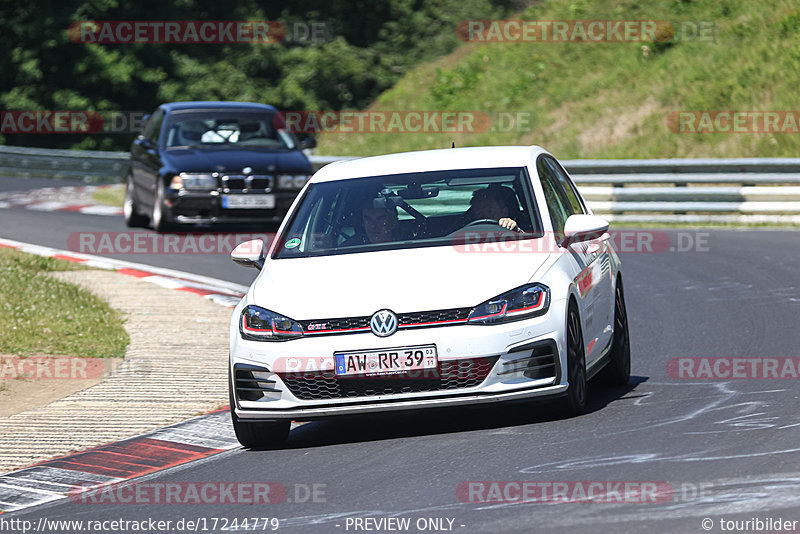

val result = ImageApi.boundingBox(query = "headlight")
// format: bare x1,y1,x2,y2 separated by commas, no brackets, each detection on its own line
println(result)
178,173,218,190
277,174,310,189
240,305,303,341
468,283,550,324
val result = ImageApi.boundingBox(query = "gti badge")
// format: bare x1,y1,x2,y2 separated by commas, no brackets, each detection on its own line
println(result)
370,309,398,337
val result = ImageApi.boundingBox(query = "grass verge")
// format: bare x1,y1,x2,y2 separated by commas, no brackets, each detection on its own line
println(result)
0,248,129,358
317,0,800,159
90,184,125,208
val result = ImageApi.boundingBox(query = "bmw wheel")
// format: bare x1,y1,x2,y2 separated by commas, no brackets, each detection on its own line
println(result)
123,174,149,228
151,179,174,233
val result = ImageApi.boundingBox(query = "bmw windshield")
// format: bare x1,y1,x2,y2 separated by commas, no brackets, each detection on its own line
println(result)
164,110,297,150
274,167,543,259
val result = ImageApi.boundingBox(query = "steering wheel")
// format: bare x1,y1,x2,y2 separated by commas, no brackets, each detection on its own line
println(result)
464,218,501,227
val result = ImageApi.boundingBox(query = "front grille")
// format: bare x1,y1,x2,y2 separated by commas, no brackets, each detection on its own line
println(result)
279,356,499,400
300,316,370,333
299,307,472,335
398,307,471,327
222,174,273,191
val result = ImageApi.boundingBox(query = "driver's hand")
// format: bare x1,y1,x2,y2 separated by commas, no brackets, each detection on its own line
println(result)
498,218,518,231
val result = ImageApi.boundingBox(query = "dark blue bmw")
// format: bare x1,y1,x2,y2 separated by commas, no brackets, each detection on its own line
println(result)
125,101,316,231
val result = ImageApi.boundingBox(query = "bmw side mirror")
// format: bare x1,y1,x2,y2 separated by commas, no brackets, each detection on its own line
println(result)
231,239,265,270
136,136,153,149
559,214,609,247
300,137,317,150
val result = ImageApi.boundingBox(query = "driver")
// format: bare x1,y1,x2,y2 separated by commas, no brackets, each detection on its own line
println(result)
342,199,404,246
465,187,520,231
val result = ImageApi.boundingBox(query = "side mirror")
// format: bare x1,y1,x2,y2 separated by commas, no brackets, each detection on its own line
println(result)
136,135,153,148
560,214,609,247
300,137,317,150
231,239,265,270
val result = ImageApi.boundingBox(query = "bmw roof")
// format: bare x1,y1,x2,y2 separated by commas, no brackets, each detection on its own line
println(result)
159,101,279,113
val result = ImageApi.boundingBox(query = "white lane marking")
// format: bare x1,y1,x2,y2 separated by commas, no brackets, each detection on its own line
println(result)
25,202,69,211
79,205,123,215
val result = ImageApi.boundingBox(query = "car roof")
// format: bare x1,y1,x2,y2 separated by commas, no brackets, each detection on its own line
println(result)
159,101,278,113
310,146,549,183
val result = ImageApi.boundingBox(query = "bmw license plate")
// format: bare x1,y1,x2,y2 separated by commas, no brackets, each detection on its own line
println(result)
334,345,438,377
222,194,275,209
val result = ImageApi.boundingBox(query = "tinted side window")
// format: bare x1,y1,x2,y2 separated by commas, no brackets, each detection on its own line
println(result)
537,157,572,239
544,156,585,215
143,110,164,143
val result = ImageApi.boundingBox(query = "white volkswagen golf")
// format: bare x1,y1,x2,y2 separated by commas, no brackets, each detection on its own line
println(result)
228,146,630,447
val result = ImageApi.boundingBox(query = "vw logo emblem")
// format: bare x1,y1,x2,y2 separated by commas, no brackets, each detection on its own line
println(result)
370,309,398,337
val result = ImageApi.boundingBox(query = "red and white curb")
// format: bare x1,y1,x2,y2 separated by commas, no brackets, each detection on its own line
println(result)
0,237,247,308
0,409,241,513
0,238,264,513
0,185,122,216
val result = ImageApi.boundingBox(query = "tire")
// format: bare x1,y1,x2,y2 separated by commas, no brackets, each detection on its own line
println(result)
231,415,290,449
598,279,631,386
229,371,290,449
151,179,174,233
123,175,149,228
562,303,588,415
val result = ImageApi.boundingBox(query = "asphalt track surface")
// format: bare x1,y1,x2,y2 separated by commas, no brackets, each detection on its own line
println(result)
3,176,800,533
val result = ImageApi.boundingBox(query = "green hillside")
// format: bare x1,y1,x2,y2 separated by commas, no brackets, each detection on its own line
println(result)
317,0,800,158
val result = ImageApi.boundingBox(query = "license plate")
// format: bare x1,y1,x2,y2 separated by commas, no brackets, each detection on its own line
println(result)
334,345,438,377
222,194,275,209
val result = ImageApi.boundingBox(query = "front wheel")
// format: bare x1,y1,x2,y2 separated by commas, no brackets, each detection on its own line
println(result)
562,304,588,415
123,175,149,228
231,414,291,449
598,279,631,386
151,180,174,233
229,372,290,449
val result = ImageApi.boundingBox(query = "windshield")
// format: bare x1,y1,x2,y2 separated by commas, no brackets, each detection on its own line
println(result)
164,110,297,149
274,167,542,259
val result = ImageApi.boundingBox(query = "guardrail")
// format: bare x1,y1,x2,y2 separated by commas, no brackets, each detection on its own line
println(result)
1,145,799,223
0,145,129,183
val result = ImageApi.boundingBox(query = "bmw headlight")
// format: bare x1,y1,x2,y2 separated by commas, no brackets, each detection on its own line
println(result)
277,174,310,189
176,173,218,190
468,283,550,324
240,305,303,341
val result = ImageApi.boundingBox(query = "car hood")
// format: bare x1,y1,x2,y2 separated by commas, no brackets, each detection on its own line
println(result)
162,147,311,174
250,244,555,319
